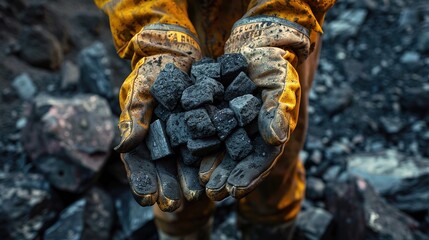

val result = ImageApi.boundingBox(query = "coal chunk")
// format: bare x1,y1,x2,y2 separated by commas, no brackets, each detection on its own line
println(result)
145,120,173,160
166,113,191,147
225,128,253,161
224,72,256,101
218,53,248,84
78,42,114,101
193,57,216,66
185,109,216,139
154,104,181,122
187,137,221,157
191,62,220,81
114,191,156,239
180,146,202,166
197,76,224,101
212,108,237,140
181,84,213,110
294,207,334,240
229,94,261,126
205,105,219,121
44,188,114,240
150,63,192,110
0,173,60,240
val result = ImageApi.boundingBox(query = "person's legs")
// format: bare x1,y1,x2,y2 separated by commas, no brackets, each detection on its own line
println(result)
237,33,322,239
154,195,215,240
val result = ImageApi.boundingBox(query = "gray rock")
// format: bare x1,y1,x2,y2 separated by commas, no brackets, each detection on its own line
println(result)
379,116,406,134
11,73,37,101
229,94,261,127
19,26,63,69
115,191,156,239
154,104,181,122
400,51,420,64
327,9,368,39
305,177,325,200
78,42,114,100
325,174,418,240
0,173,60,240
44,187,114,240
320,85,353,115
145,120,174,160
23,94,114,193
348,150,429,194
45,199,86,240
294,207,333,240
61,61,80,90
225,128,253,161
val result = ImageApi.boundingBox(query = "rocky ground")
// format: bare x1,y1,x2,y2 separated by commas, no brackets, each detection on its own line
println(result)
0,0,428,239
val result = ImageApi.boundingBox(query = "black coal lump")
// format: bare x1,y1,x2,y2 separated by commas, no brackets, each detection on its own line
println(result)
191,62,221,81
181,84,213,110
197,76,224,102
229,94,261,127
180,146,201,166
205,105,219,121
154,104,182,122
166,112,191,147
187,137,221,157
150,63,192,110
145,119,174,160
193,57,216,66
184,108,216,139
218,53,248,85
224,72,256,101
212,108,237,140
225,128,253,161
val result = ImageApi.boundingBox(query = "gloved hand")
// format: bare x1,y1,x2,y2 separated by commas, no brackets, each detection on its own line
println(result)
199,17,311,200
122,143,205,211
114,25,205,211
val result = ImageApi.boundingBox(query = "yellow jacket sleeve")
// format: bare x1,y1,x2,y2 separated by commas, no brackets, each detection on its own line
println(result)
244,0,336,34
94,0,198,61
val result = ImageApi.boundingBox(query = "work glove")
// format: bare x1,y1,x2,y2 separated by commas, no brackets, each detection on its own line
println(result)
200,17,311,200
115,24,203,211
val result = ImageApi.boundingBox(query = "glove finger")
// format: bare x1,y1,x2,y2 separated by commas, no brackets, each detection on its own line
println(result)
177,160,204,201
121,144,158,206
156,158,182,212
226,136,283,199
199,152,224,184
206,154,237,201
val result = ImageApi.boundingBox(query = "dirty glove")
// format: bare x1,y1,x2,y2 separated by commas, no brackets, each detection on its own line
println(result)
200,16,311,200
95,0,202,210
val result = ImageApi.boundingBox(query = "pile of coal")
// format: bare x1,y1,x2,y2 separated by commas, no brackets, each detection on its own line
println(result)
146,54,261,165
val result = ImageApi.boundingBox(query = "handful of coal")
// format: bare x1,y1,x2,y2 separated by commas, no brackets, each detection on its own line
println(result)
145,53,261,165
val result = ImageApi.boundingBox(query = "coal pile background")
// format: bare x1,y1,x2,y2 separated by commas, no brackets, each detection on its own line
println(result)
0,0,428,239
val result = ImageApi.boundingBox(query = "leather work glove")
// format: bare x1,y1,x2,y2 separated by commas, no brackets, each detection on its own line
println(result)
200,16,311,200
122,143,205,211
94,0,204,211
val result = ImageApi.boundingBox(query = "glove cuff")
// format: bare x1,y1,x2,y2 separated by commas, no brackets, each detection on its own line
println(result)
119,23,202,68
225,16,310,63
